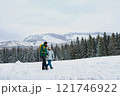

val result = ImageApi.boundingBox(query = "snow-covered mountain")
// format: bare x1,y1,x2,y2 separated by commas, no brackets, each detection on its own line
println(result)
0,55,120,80
24,33,68,43
24,32,106,42
0,32,112,48
64,32,106,41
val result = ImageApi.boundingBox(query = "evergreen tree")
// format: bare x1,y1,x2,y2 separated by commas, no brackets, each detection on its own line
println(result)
76,37,81,59
115,33,120,55
35,48,40,62
2,47,9,63
51,43,54,51
97,37,106,56
28,46,35,62
0,49,2,62
108,33,117,55
80,37,87,58
70,41,76,59
23,48,29,62
118,33,120,54
17,47,20,61
54,44,61,60
64,43,70,60
92,37,97,57
103,32,108,56
11,47,17,62
87,35,93,57
60,44,65,60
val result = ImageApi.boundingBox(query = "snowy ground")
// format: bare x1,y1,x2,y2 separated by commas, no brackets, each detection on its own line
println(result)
0,56,120,80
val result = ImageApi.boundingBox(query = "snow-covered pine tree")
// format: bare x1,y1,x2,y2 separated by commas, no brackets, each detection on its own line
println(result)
51,43,54,51
2,47,9,63
60,44,65,60
28,46,35,62
54,44,61,60
35,47,40,62
11,47,17,63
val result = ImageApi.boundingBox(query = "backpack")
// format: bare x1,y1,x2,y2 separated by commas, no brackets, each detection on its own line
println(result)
39,44,43,52
39,44,46,53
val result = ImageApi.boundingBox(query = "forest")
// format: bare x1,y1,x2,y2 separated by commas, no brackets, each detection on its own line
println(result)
0,32,120,63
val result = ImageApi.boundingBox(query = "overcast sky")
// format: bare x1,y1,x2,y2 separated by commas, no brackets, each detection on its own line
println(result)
0,0,120,41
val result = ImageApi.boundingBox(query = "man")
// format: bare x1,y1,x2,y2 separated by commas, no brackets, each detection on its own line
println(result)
47,47,54,69
40,42,48,70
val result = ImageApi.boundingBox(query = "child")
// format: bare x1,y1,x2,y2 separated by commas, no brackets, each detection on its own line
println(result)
47,47,54,69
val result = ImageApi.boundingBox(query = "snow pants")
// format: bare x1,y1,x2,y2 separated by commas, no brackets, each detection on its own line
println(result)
41,56,47,70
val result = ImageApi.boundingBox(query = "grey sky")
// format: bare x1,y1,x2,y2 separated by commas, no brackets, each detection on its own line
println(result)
0,0,120,41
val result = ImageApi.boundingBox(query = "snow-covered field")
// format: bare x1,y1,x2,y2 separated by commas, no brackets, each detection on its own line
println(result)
0,56,120,80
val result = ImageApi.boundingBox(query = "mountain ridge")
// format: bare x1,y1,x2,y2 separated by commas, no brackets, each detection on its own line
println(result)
0,32,113,48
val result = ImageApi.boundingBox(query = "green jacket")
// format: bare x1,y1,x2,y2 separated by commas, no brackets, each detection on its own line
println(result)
40,44,48,57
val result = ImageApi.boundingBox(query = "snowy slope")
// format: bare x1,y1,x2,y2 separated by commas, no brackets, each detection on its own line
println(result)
0,55,120,80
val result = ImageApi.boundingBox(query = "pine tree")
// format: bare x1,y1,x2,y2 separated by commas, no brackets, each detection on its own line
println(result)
51,43,54,51
23,48,29,62
118,33,120,54
17,47,20,61
115,33,120,55
108,33,117,55
28,46,35,62
0,49,2,62
97,37,106,56
87,35,93,57
60,44,65,60
80,37,87,58
11,47,17,62
64,43,70,60
35,48,40,62
3,48,7,63
70,41,76,59
76,37,81,59
103,32,108,56
92,37,97,57
2,48,6,63
54,44,61,60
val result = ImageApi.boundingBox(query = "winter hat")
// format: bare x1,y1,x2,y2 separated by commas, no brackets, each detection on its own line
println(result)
44,42,47,45
48,47,51,50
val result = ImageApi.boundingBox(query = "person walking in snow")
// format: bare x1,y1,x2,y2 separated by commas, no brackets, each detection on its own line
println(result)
47,47,54,69
40,42,48,70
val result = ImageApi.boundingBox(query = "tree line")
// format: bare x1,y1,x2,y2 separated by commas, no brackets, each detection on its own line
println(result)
0,46,40,63
53,32,120,60
0,32,120,63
